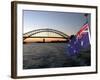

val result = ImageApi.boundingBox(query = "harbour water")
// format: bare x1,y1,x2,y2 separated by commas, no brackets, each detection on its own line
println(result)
23,43,90,69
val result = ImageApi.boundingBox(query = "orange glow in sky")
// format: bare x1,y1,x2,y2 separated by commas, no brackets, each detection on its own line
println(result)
24,38,67,43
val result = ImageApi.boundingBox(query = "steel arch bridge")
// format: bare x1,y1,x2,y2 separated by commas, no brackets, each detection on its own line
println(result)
23,28,69,40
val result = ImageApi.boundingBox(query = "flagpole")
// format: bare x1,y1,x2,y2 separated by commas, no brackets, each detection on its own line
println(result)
84,14,88,23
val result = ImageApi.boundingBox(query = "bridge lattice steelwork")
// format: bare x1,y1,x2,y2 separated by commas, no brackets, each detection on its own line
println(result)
23,28,69,40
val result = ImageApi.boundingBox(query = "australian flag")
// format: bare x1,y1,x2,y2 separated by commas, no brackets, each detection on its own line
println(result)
76,22,90,48
67,22,90,56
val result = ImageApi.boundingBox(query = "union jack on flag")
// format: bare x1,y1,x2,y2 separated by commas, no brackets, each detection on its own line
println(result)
76,22,91,48
76,23,90,39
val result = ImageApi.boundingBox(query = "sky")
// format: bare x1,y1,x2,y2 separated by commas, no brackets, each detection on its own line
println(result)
23,10,90,36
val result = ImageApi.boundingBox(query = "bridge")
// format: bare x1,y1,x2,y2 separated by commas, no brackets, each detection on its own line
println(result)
23,28,69,42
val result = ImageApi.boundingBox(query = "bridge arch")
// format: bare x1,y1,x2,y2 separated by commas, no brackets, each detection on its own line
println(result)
23,28,69,40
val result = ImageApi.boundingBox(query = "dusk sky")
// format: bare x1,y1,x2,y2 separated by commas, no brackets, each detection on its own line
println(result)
23,10,90,36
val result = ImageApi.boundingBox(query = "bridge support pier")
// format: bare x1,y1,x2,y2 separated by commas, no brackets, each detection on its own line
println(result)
43,38,45,43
